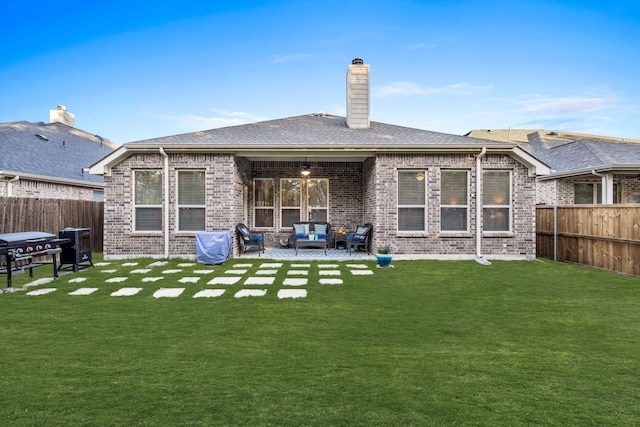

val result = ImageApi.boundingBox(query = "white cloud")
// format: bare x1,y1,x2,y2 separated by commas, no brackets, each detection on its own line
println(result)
270,53,312,63
159,110,268,130
373,81,493,97
520,96,617,115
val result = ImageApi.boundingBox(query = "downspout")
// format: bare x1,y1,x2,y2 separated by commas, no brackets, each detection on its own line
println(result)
7,175,19,196
475,147,491,265
591,170,613,204
159,147,170,259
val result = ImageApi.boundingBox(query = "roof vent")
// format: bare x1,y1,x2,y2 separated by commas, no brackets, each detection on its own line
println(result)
34,133,49,141
352,58,364,65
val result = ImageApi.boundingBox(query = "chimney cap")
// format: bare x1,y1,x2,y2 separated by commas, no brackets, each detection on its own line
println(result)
351,58,364,65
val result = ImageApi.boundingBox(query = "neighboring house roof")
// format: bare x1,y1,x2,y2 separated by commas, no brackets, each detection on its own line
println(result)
90,113,551,177
467,128,640,179
0,121,117,187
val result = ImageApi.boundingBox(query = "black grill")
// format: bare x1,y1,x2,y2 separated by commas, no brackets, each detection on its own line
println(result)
58,228,93,272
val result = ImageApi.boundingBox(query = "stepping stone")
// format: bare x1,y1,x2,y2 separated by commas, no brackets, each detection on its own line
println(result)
351,270,374,275
319,279,343,285
131,269,152,274
225,269,248,275
346,264,369,269
147,261,169,267
283,278,307,286
111,288,142,296
244,277,274,285
94,262,111,266
291,263,310,268
319,270,341,276
101,269,117,274
69,288,99,295
234,289,267,298
122,262,138,267
260,263,282,268
256,269,278,275
162,269,182,274
153,288,185,298
318,264,339,268
208,277,241,285
178,277,200,283
24,278,54,288
193,270,215,274
178,263,195,267
69,277,87,283
194,289,225,298
234,263,253,268
287,270,308,275
142,277,163,282
26,288,57,296
106,277,128,283
277,289,307,299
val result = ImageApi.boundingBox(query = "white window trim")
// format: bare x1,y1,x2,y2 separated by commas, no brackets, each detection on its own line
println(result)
307,178,330,223
397,169,428,233
280,178,302,227
133,169,163,232
482,170,512,233
253,178,275,229
176,169,206,232
440,169,470,233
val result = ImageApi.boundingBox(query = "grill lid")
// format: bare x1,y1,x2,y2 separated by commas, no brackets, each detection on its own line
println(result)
0,232,57,247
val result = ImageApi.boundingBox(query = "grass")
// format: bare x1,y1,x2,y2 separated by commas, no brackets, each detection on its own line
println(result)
1,256,639,426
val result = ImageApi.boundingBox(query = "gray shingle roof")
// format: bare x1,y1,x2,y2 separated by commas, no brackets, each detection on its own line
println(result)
126,113,508,148
0,121,117,184
530,138,640,173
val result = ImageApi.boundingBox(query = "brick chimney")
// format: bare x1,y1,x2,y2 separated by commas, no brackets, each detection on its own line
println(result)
346,58,370,129
49,105,75,127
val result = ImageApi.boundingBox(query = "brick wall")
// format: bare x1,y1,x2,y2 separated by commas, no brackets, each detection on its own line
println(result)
103,152,538,259
0,178,99,200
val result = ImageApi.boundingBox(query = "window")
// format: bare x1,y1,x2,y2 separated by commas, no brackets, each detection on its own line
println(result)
574,182,618,204
483,170,511,232
441,170,468,231
308,178,329,222
134,170,163,231
398,170,427,231
281,178,301,227
254,179,274,228
177,170,205,231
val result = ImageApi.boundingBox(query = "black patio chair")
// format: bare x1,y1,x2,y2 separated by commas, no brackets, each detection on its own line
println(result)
347,223,373,254
235,223,265,256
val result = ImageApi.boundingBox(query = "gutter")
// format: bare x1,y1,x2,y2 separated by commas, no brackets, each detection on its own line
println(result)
159,147,170,259
475,147,491,265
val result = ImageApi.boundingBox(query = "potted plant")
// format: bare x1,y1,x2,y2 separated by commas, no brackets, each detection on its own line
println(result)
376,245,393,267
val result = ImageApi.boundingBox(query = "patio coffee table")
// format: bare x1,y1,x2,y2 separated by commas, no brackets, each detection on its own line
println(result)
295,238,327,255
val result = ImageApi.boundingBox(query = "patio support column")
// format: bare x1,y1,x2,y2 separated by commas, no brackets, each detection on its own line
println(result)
475,147,487,262
159,147,170,259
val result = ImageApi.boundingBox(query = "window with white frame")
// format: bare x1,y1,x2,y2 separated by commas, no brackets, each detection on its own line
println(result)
253,179,274,228
398,170,427,231
441,170,469,231
574,182,619,204
177,170,205,231
483,170,511,232
281,178,302,227
308,178,329,222
134,169,163,231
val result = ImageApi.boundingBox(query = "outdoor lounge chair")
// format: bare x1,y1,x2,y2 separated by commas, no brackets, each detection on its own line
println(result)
235,223,265,256
347,223,372,254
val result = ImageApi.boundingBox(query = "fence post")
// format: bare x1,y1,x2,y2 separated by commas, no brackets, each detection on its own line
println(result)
553,204,557,261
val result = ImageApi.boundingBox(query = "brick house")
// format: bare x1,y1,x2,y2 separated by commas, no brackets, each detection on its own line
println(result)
0,106,117,201
90,59,551,260
467,129,640,205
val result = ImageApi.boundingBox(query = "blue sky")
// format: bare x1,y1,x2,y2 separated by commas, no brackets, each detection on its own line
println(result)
2,0,639,144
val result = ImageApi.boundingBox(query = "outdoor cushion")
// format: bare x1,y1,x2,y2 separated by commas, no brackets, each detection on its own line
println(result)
316,233,329,239
355,226,369,235
314,224,327,235
295,233,308,239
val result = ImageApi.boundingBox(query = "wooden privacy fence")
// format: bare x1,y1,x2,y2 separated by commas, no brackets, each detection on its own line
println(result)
0,197,104,252
536,205,640,277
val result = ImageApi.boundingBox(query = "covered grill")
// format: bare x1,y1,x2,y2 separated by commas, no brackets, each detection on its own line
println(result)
0,232,69,290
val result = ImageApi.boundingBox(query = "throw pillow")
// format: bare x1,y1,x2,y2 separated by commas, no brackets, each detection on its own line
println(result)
314,224,327,235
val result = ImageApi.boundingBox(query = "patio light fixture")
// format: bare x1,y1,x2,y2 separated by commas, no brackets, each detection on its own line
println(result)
301,158,311,177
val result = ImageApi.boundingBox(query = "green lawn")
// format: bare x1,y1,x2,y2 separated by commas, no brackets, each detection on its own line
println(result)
1,256,639,426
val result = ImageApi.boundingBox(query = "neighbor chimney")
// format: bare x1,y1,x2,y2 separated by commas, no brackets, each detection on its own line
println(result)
346,58,370,129
49,105,75,127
